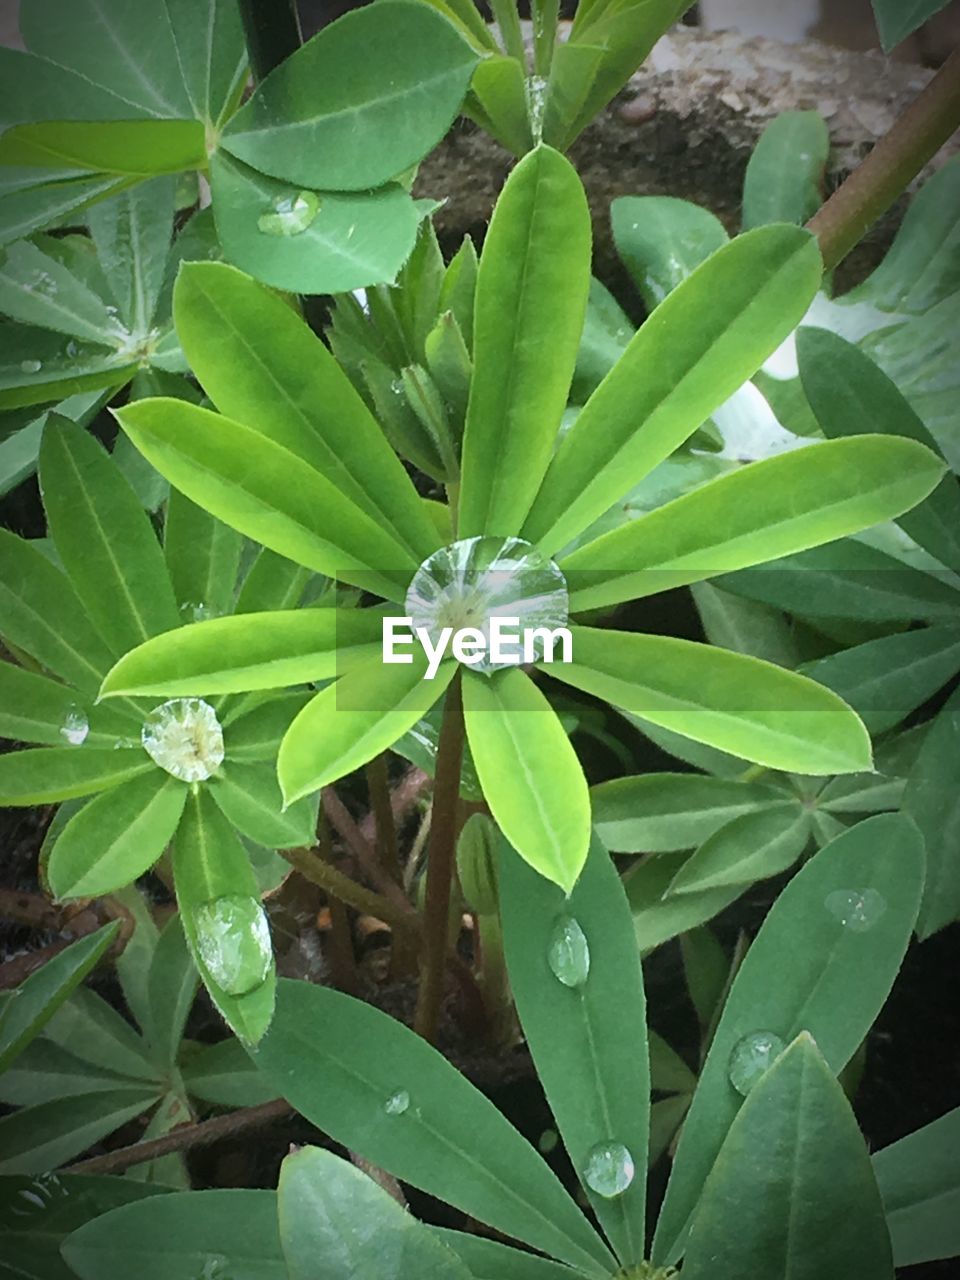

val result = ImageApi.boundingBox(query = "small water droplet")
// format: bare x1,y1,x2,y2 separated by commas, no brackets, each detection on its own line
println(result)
257,190,320,237
20,359,42,374
196,1256,231,1280
547,915,590,989
728,1030,785,1096
179,600,217,623
384,1089,410,1116
141,697,224,782
59,705,89,747
112,735,141,751
582,1141,635,1199
825,888,887,932
66,339,80,358
194,895,272,996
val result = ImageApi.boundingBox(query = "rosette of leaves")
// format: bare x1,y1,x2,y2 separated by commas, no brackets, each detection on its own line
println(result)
55,817,956,1279
98,144,945,895
0,0,479,293
0,420,326,1043
0,900,277,1183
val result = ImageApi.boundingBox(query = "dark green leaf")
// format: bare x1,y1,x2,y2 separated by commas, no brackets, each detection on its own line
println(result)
742,111,829,229
611,196,728,310
903,687,960,938
874,1106,960,1266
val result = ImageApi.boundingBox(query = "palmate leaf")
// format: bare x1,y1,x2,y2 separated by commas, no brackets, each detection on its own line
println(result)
0,663,128,748
220,1,480,191
459,145,591,538
522,226,823,555
902,686,960,938
142,914,198,1069
667,805,811,895
0,335,135,411
163,488,243,622
874,1105,960,1266
0,240,123,344
0,747,151,806
87,177,175,337
0,172,131,250
0,389,109,499
0,1091,158,1176
208,761,318,850
652,813,924,1265
561,435,945,611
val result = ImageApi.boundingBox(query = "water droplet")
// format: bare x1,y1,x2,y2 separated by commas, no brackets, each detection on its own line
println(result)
196,1256,231,1280
526,74,549,143
547,915,590,989
20,359,42,374
141,697,224,782
728,1030,785,1096
194,895,272,996
59,705,89,747
405,536,568,675
825,888,887,932
33,271,58,298
257,190,320,237
66,339,80,358
179,600,217,623
582,1141,635,1199
112,736,141,751
384,1089,410,1116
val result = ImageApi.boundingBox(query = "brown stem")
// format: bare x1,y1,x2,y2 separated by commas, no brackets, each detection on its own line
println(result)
316,817,360,995
358,766,431,847
321,787,408,910
278,845,420,940
807,47,960,271
414,673,465,1042
365,754,402,884
64,1098,293,1175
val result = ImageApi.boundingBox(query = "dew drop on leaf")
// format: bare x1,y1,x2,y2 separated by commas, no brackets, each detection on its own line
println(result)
384,1089,411,1116
728,1030,785,1096
582,1141,635,1199
59,705,89,747
547,914,590,988
141,697,224,782
20,359,42,374
194,895,272,996
825,888,886,932
257,190,320,237
179,600,218,622
65,339,80,358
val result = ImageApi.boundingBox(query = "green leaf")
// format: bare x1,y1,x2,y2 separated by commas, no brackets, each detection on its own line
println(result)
667,805,810,895
0,331,135,410
0,923,119,1074
652,812,925,1264
692,581,801,668
0,1174,169,1280
0,47,150,128
173,261,439,562
164,489,242,622
179,1037,280,1108
115,397,416,602
797,327,960,570
221,1,478,190
870,0,954,50
611,196,728,310
209,152,424,294
278,654,452,805
0,389,110,500
0,746,151,805
0,173,130,250
553,627,872,775
0,1040,139,1108
463,668,591,893
561,436,945,611
87,178,175,336
100,608,384,698
681,1034,894,1279
0,121,206,176
173,789,276,1046
434,1231,581,1280
41,987,159,1082
159,0,248,128
742,111,829,229
210,761,318,849
500,835,649,1265
0,240,121,344
39,420,180,654
278,1146,472,1279
625,850,747,952
466,55,533,155
143,914,197,1068
0,663,126,748
459,145,591,537
252,979,616,1274
903,687,960,938
62,1188,286,1280
799,625,960,735
235,548,310,614
874,1106,960,1266
47,771,188,900
522,226,823,555
0,1091,158,1176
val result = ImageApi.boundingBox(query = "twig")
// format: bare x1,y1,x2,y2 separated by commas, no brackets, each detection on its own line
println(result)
322,787,408,910
807,47,960,271
414,674,465,1042
358,766,431,848
278,845,420,940
316,817,360,995
365,754,402,884
64,1098,293,1176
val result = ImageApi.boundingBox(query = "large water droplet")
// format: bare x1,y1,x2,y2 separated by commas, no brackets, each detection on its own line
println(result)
582,1141,635,1199
194,895,272,995
59,705,89,747
728,1030,785,1096
405,536,568,674
384,1089,410,1116
20,359,42,374
141,698,224,782
547,915,590,988
825,888,886,932
257,190,320,237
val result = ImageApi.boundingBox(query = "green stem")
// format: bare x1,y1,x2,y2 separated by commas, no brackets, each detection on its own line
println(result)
365,754,402,884
807,46,960,271
414,672,466,1042
235,0,302,81
279,845,420,941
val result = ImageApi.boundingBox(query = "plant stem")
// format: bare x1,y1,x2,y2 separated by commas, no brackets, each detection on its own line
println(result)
365,754,402,884
236,0,302,81
279,845,420,940
807,47,960,271
414,672,466,1042
322,786,408,911
317,816,360,994
65,1098,293,1175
